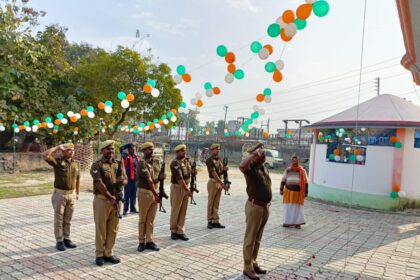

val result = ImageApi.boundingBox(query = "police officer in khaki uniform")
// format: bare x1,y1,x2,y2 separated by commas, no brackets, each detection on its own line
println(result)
169,144,194,241
90,140,127,266
239,143,271,280
137,142,164,252
43,143,80,251
206,143,228,229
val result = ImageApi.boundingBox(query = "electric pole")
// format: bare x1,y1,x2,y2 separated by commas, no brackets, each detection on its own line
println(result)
223,105,229,135
282,119,310,144
375,77,380,96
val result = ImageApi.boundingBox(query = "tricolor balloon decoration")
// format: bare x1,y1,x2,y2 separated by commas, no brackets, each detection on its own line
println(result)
256,88,273,103
216,45,245,84
143,80,160,98
203,82,222,98
191,92,204,108
250,41,274,61
173,65,192,85
117,91,136,108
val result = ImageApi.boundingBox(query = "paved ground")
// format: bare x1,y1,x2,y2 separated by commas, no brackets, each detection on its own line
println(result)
0,168,419,280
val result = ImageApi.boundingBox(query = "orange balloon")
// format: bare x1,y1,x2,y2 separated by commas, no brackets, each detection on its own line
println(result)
70,116,78,123
273,70,283,83
197,100,204,107
182,73,192,83
213,87,221,94
227,63,236,74
354,149,362,156
282,9,295,24
41,122,47,128
158,119,163,125
126,93,135,102
256,94,265,102
19,125,25,130
53,130,58,134
98,102,105,109
390,136,397,143
280,29,292,42
296,3,312,20
80,109,88,116
143,84,153,93
171,109,177,115
263,131,270,137
225,52,236,63
333,149,341,156
264,44,273,55
149,123,155,129
392,184,401,192
54,119,61,125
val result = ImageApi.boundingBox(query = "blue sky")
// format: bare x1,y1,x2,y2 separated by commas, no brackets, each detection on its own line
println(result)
31,0,420,132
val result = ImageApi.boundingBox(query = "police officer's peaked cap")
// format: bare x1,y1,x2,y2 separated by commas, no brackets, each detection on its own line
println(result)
141,142,154,150
63,143,74,150
247,143,264,153
210,144,220,150
174,144,187,152
99,140,115,151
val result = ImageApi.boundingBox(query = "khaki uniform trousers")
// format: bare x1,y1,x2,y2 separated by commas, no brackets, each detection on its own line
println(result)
93,195,120,257
207,178,222,223
138,188,158,243
170,183,189,234
243,199,270,271
51,189,75,242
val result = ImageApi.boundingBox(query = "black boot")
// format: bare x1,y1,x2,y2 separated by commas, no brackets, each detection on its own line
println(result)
212,222,226,229
171,232,179,240
207,221,213,229
104,256,120,264
177,234,189,241
56,241,66,251
95,257,104,266
145,242,160,251
137,243,145,252
63,239,77,248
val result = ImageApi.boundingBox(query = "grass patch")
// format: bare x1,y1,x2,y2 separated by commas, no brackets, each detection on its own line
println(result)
0,182,53,199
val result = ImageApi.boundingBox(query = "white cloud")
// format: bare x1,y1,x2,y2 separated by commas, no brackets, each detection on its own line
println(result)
225,0,260,13
146,17,200,36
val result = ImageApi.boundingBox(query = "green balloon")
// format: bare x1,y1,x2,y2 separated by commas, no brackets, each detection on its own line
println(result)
267,23,281,38
216,45,228,57
265,62,276,73
294,19,307,30
349,155,356,162
57,113,64,120
204,82,213,90
117,91,126,100
33,120,40,125
329,154,335,160
105,100,113,107
147,79,156,88
168,112,174,118
224,132,229,136
53,125,59,130
234,69,245,79
161,115,167,120
395,141,403,148
139,123,145,128
176,65,186,75
390,191,398,199
180,101,187,108
251,111,259,119
250,41,262,53
45,117,52,123
263,88,272,96
23,121,30,127
12,123,18,129
87,106,94,112
313,0,330,17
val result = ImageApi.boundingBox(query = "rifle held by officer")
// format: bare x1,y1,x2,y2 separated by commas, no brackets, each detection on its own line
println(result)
189,151,199,205
159,152,169,213
222,157,231,195
115,161,125,219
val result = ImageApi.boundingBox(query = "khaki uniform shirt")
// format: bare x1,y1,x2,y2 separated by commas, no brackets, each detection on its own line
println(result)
45,157,80,190
205,155,224,179
243,163,272,203
170,158,191,185
90,157,127,195
137,157,161,190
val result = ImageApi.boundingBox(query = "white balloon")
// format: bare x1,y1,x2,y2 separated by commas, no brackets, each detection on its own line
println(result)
284,23,297,37
356,155,364,162
47,123,54,129
264,95,272,103
275,17,287,28
225,73,234,84
155,124,161,129
170,116,177,122
14,127,20,133
191,98,197,105
305,0,316,3
258,108,265,115
121,99,130,108
74,131,78,135
0,125,5,131
258,48,270,60
398,191,407,198
87,111,95,118
151,88,160,98
173,75,182,84
163,119,169,125
32,125,38,132
144,126,150,131
75,113,81,119
275,59,285,70
205,131,210,135
104,106,113,114
205,90,214,97
67,111,74,118
252,105,259,111
25,126,31,132
61,118,68,124
334,155,341,162
195,92,202,99
101,128,106,133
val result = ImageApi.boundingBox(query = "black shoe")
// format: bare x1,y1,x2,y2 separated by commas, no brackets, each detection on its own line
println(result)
104,256,120,264
95,257,104,266
171,232,179,240
56,241,66,251
243,271,260,280
177,234,189,241
137,243,145,252
123,211,128,216
207,221,213,229
212,222,226,229
130,209,138,214
63,239,77,248
253,266,267,274
145,242,160,251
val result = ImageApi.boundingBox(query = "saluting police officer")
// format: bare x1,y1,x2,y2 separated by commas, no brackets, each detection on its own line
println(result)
206,143,228,229
90,140,127,266
169,144,194,241
137,142,164,252
239,143,271,280
43,143,80,251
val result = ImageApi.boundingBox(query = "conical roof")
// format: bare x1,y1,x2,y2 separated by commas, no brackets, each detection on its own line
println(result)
307,94,420,128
